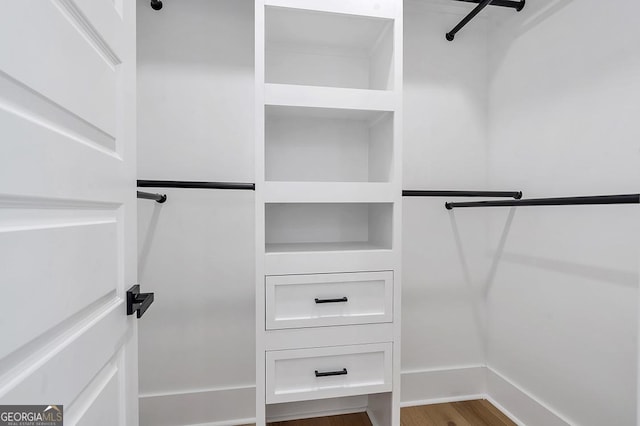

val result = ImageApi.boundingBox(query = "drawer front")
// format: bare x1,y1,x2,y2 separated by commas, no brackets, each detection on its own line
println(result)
266,343,392,404
266,271,393,329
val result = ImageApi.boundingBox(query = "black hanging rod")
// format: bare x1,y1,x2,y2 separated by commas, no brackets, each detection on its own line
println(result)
137,180,255,191
137,190,167,203
445,194,640,210
446,0,525,41
454,0,525,9
403,190,522,198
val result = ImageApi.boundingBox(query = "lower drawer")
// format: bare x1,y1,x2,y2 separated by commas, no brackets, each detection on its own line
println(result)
265,343,392,404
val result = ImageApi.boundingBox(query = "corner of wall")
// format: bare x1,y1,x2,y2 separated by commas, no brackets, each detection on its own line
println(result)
486,367,571,426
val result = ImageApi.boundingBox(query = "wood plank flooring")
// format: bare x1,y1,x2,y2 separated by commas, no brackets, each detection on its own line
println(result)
247,400,516,426
401,400,516,426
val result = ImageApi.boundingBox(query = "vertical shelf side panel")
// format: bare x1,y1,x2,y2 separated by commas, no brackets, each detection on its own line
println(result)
255,2,267,426
391,4,404,425
370,2,403,425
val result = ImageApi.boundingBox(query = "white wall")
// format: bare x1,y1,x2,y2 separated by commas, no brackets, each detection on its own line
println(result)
486,0,640,424
136,1,256,425
402,0,490,402
137,0,640,424
137,0,254,182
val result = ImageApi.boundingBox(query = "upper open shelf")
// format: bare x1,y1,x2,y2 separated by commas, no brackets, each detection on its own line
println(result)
265,6,395,90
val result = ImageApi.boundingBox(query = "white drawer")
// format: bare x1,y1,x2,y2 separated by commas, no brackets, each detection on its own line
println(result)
266,343,392,404
265,271,393,330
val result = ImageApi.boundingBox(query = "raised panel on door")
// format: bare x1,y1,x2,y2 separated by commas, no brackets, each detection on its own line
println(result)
0,0,120,139
0,212,118,360
65,349,124,426
0,0,138,424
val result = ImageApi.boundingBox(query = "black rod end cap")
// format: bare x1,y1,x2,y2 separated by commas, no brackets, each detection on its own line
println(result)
446,33,455,41
151,0,163,10
514,191,523,199
445,202,453,210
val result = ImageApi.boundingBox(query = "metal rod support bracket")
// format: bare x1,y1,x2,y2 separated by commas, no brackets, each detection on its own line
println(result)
137,190,167,203
446,0,525,41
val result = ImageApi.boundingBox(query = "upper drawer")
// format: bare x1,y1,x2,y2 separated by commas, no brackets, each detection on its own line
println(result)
266,271,393,330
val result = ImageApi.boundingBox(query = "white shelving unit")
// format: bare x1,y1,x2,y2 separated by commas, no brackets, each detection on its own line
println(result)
255,1,403,424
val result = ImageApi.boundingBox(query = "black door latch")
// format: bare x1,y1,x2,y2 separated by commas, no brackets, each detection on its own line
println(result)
127,285,155,318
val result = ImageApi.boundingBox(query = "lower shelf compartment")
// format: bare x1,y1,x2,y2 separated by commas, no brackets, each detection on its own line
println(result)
265,203,393,252
266,343,392,404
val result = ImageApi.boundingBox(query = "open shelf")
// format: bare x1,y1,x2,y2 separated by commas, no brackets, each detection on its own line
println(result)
265,6,394,90
263,0,400,19
265,203,393,253
264,84,396,110
266,106,394,183
266,241,388,253
263,182,395,203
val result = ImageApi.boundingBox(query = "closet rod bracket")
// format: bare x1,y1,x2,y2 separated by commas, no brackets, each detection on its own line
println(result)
137,190,167,203
447,0,525,41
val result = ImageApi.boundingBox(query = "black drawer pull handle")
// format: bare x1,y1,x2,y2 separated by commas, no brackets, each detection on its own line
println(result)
315,368,348,377
315,297,348,304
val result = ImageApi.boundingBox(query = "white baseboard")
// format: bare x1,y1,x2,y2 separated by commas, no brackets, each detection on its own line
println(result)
400,365,486,407
366,408,381,426
139,367,570,426
139,385,255,426
486,367,571,426
401,366,571,426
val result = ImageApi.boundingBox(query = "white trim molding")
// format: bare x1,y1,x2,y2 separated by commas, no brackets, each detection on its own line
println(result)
139,385,255,426
400,366,486,407
139,367,572,426
486,367,571,426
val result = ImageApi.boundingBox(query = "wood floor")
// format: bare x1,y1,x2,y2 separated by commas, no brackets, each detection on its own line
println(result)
249,400,516,426
401,400,516,426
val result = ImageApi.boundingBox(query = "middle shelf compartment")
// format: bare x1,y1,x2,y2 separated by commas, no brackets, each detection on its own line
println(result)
265,202,393,253
265,105,394,183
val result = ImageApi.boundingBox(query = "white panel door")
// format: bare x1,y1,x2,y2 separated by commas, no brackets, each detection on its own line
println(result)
0,0,139,425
